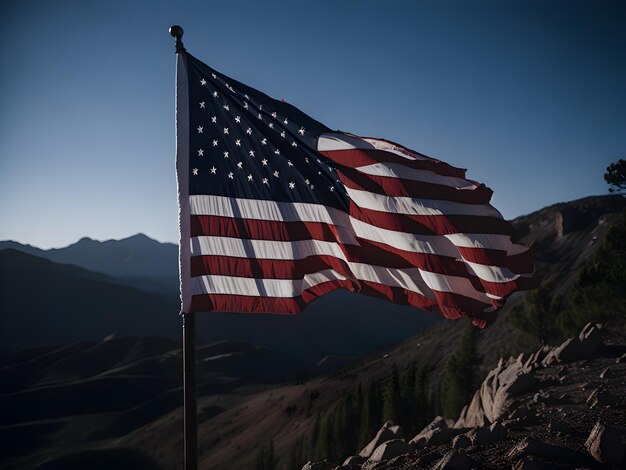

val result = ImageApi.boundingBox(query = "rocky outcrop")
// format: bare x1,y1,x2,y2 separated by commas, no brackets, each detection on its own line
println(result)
367,439,414,463
410,416,464,448
358,420,403,458
311,321,626,470
455,355,537,428
585,421,625,465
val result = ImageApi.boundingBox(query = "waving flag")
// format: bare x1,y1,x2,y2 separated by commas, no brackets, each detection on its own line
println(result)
175,51,533,328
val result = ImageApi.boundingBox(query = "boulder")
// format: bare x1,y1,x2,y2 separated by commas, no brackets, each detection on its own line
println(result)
507,437,585,463
587,389,619,408
513,457,569,469
451,433,472,449
467,421,507,446
454,391,486,428
542,323,603,366
341,455,366,466
599,367,613,379
433,450,477,470
301,460,334,470
548,418,574,436
456,358,537,428
368,439,414,462
358,420,403,458
585,421,625,465
410,416,463,448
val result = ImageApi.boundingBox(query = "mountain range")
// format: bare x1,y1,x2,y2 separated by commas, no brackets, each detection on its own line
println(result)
0,233,440,362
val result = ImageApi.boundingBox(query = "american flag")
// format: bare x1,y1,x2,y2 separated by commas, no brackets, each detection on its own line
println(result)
175,51,533,328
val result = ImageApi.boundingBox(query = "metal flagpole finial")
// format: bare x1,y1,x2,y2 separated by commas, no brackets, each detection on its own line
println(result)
169,25,186,53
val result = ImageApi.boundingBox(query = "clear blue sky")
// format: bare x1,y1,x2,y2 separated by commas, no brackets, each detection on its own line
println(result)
1,0,624,249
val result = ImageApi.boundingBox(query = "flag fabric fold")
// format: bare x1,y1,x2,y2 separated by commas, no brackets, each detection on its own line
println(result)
175,51,534,328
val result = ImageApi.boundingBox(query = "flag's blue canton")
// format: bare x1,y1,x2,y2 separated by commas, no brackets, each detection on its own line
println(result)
186,53,349,211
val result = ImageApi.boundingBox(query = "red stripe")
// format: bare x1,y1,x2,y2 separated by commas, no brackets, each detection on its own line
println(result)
191,215,344,241
337,168,494,205
320,148,467,178
349,203,513,236
189,278,495,321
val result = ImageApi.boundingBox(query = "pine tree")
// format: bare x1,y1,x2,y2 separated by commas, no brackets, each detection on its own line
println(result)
382,366,401,423
442,323,477,419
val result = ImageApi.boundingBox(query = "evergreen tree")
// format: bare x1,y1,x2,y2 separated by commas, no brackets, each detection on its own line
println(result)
254,440,277,470
511,284,563,349
357,380,381,449
442,323,477,419
400,362,416,424
382,366,401,423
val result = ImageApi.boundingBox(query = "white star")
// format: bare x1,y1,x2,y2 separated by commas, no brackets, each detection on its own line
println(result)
212,140,218,147
261,159,268,166
244,94,249,99
305,179,310,185
223,128,229,134
280,131,286,138
273,170,280,178
192,168,198,175
237,162,243,169
198,149,204,156
228,172,234,179
268,123,274,129
223,104,229,111
211,116,217,123
258,113,263,119
271,112,277,118
249,150,256,157
289,182,295,189
197,126,203,134
199,101,205,108
262,177,269,185
246,128,252,135
213,91,218,98
244,102,249,109
330,186,334,192
211,73,217,79
261,138,267,145
235,139,241,146
283,118,288,125
247,174,253,182
305,158,309,163
200,79,206,85
287,160,293,166
274,149,280,155
223,151,229,158
235,116,241,123
310,184,314,189
291,141,298,147
210,166,217,174
259,105,263,110
298,127,305,135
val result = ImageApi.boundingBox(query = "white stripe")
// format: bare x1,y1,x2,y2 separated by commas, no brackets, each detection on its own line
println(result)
318,133,431,162
465,262,518,284
189,194,521,276
355,162,478,190
191,236,345,260
192,269,346,297
347,263,434,300
189,235,498,301
419,270,491,303
346,187,503,218
444,233,512,250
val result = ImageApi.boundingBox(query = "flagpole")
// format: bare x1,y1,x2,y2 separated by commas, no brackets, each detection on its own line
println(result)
169,25,198,470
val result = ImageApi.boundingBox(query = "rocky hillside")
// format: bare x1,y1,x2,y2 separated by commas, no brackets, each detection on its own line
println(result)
305,321,626,469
